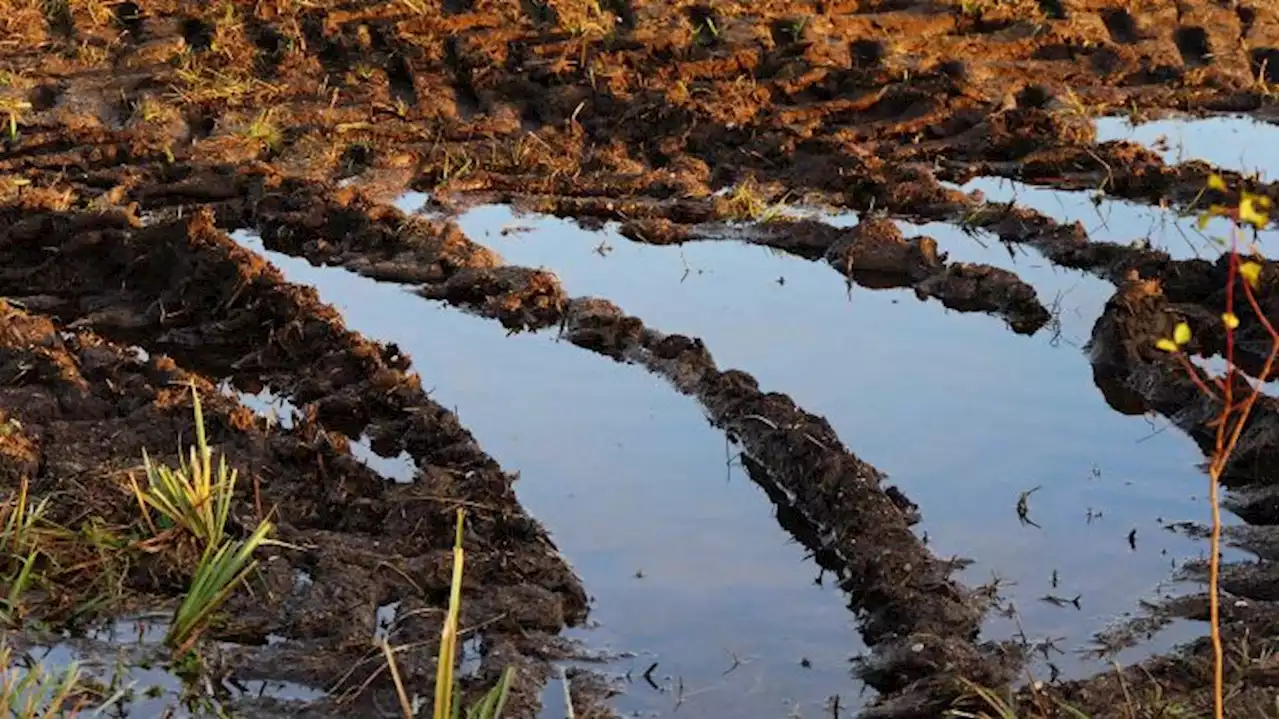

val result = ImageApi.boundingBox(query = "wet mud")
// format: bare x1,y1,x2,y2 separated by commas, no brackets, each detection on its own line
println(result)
1,0,1277,715
0,205,592,715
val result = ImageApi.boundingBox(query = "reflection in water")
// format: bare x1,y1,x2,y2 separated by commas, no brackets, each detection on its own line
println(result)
953,175,1278,262
231,231,866,719
1094,115,1279,180
456,205,1232,684
16,615,326,717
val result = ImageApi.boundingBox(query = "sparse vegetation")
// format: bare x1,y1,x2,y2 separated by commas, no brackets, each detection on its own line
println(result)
383,510,515,719
0,98,31,140
949,677,1090,718
0,643,88,719
0,480,44,625
721,179,793,223
129,384,277,654
242,109,283,152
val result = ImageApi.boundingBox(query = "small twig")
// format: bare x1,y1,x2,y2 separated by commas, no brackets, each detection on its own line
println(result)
1016,486,1042,528
641,662,660,689
379,640,414,719
1111,661,1136,719
560,665,575,719
742,414,779,429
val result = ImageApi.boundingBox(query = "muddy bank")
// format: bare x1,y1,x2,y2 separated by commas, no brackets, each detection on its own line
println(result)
245,191,1024,715
242,182,1051,332
0,204,595,715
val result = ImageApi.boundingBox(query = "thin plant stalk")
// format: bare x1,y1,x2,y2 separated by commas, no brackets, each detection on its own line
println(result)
381,640,414,719
1170,188,1279,719
380,509,511,719
0,642,83,718
434,508,466,719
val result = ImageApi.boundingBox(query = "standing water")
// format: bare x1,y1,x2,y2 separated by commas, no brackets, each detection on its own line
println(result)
214,114,1275,716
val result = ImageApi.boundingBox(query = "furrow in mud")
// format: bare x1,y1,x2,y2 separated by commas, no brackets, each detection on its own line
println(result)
3,0,1278,714
0,202,594,716
242,189,1021,716
234,179,1048,333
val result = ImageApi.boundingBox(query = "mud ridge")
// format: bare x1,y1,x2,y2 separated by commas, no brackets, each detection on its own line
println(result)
556,297,1024,716
0,203,592,716
239,190,1024,716
241,181,1053,332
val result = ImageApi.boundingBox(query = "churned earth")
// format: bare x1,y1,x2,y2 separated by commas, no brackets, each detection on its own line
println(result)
0,0,1276,717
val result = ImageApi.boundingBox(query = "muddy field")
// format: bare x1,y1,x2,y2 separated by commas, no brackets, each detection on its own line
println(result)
0,0,1276,717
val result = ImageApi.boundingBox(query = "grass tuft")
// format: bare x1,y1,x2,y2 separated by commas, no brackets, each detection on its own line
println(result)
0,479,51,625
127,382,277,654
130,384,234,553
166,519,273,654
948,677,1091,718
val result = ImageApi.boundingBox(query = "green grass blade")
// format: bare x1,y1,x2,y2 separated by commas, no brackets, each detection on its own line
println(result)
166,521,272,650
5,550,38,611
466,666,513,719
434,509,467,719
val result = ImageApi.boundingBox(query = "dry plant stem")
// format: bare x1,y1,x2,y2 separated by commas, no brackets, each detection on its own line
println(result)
380,640,414,719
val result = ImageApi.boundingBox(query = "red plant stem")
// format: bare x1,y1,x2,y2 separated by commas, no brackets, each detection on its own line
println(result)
1203,239,1243,719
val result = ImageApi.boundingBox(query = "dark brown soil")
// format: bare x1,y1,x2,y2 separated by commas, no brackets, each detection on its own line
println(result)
0,206,592,715
0,0,1276,716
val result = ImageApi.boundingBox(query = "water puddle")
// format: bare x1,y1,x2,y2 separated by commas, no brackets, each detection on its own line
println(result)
974,178,1275,262
454,206,1242,681
1094,115,1279,180
893,218,1107,346
374,601,401,643
942,116,1280,263
222,382,297,430
230,231,866,718
8,614,326,717
957,175,1276,263
350,439,416,483
220,380,417,482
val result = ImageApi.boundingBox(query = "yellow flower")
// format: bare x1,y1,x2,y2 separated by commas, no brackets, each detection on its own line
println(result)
1239,261,1262,290
1173,322,1191,345
1222,312,1240,330
1155,322,1191,353
1239,194,1271,229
